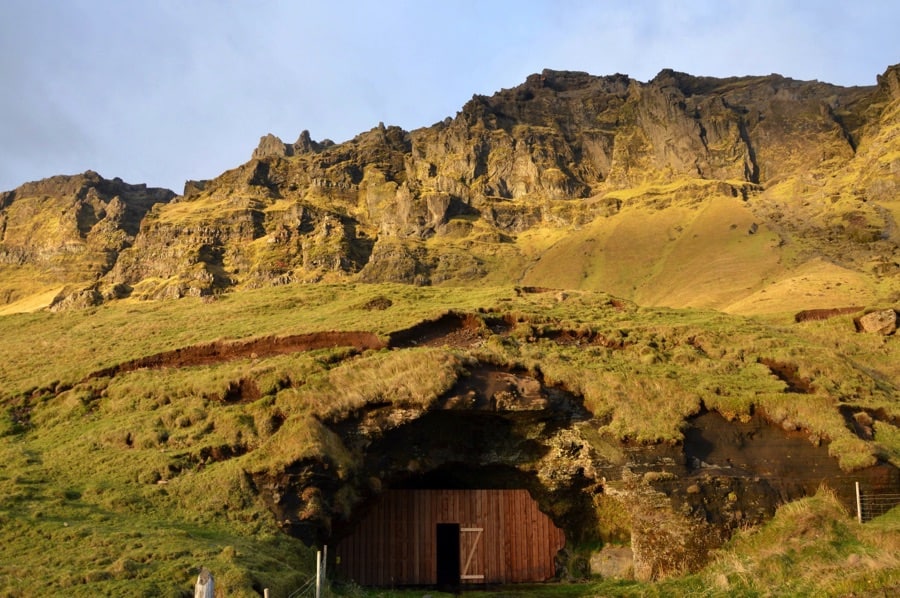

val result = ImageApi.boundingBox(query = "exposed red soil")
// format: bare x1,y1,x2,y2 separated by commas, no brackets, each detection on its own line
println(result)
514,286,555,294
839,404,900,440
794,306,863,322
608,298,628,311
544,329,629,349
758,358,814,394
88,331,385,379
388,312,488,348
389,311,629,350
85,311,634,386
220,378,262,403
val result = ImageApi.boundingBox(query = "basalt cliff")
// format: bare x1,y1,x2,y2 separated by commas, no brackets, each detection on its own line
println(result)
2,65,899,314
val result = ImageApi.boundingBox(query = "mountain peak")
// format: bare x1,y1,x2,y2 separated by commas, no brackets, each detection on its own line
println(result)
1,65,898,313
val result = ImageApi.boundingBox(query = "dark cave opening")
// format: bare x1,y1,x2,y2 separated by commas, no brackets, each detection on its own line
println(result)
394,462,539,490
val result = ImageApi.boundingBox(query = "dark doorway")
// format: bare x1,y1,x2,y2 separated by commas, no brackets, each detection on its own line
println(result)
436,523,461,587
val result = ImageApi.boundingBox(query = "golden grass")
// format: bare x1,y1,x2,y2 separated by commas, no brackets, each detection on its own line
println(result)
295,347,466,420
516,191,794,314
0,284,65,315
697,489,900,595
723,257,880,315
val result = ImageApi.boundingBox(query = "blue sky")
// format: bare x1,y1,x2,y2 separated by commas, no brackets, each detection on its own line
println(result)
1,0,898,193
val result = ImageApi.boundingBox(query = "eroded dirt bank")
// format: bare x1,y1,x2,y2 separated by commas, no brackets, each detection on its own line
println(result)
87,331,385,378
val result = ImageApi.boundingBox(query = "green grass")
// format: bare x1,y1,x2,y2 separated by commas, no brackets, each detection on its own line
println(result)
3,283,896,454
687,490,900,596
1,282,899,595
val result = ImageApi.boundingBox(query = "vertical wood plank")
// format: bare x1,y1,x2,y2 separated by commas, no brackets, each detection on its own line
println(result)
502,489,510,582
527,491,535,581
400,490,407,585
511,490,520,583
384,492,400,586
412,490,420,584
540,500,551,578
357,502,365,584
472,490,487,583
356,500,366,585
374,494,382,587
490,489,499,583
430,490,439,584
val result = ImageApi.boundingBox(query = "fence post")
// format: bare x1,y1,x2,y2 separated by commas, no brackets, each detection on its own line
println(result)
194,567,214,598
316,550,322,598
855,481,863,524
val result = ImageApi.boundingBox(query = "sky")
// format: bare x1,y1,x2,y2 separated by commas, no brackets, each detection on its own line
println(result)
1,0,898,194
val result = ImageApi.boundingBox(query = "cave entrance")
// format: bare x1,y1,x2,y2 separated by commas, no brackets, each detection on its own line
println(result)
333,488,565,586
326,366,599,587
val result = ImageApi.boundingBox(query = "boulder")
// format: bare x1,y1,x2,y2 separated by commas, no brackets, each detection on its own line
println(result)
590,545,634,580
857,309,898,335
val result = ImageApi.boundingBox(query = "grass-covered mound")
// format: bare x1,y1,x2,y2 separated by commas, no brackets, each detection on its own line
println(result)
1,283,898,595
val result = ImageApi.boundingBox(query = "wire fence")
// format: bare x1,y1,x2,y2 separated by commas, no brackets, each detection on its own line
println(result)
287,547,332,598
287,574,317,598
287,577,334,598
856,483,900,523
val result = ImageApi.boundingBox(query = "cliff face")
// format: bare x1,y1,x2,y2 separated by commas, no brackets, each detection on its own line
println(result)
0,172,174,309
2,65,899,311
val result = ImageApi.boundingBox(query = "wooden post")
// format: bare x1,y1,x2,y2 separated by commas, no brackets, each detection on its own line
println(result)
316,550,322,598
856,481,863,524
263,590,269,598
194,567,214,598
322,545,328,593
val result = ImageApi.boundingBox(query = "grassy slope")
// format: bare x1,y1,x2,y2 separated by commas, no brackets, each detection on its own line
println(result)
590,197,782,310
0,284,64,316
1,283,899,595
516,189,897,315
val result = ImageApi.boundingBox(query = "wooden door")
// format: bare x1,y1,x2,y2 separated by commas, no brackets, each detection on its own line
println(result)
460,526,485,582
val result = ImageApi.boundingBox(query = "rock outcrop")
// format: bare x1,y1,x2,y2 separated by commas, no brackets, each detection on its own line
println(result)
2,65,900,310
0,171,174,306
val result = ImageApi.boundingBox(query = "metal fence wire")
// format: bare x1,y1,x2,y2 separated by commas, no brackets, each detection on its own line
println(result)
859,493,900,522
288,547,331,598
856,482,900,523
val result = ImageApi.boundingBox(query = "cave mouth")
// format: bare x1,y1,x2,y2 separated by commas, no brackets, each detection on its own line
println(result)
302,360,618,588
330,457,600,550
329,463,584,587
393,462,539,490
330,463,545,544
325,360,601,544
327,398,603,547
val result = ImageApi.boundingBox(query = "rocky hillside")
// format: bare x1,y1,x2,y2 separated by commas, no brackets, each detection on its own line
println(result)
2,66,900,594
0,172,174,311
2,65,899,313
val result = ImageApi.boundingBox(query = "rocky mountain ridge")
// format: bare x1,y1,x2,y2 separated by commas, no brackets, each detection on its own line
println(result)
2,64,899,313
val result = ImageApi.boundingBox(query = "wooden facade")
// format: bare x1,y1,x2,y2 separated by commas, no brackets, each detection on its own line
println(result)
335,489,565,586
